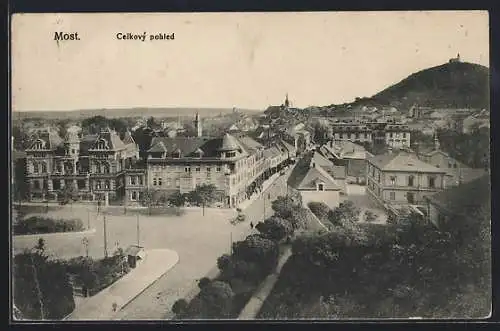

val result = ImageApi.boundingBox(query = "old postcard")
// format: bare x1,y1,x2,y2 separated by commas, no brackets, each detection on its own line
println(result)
10,11,491,321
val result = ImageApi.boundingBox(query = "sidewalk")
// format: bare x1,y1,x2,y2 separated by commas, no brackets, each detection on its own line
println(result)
237,245,293,319
237,171,286,211
65,249,179,320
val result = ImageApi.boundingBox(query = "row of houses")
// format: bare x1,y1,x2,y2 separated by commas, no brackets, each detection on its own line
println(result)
15,116,297,208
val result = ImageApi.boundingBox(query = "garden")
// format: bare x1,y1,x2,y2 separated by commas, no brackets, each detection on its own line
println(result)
170,192,311,319
13,239,131,320
258,198,491,319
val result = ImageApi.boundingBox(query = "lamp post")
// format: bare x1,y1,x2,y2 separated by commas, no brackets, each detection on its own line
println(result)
82,237,89,258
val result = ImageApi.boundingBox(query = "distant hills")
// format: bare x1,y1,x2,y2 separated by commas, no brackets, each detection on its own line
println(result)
13,107,262,121
372,61,489,110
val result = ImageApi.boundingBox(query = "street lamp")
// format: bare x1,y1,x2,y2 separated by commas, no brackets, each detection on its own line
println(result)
82,237,89,258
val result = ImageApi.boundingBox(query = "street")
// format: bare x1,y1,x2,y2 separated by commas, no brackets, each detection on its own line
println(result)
114,170,293,320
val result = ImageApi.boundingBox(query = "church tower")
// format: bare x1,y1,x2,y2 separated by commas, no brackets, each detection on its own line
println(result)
284,93,290,109
194,112,202,137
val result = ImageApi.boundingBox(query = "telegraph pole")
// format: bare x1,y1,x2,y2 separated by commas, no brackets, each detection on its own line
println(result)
103,215,108,258
136,214,140,247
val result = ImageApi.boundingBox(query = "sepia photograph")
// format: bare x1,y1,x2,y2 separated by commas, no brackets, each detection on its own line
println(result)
10,11,491,321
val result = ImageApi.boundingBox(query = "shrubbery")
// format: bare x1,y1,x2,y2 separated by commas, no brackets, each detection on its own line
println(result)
307,202,331,221
14,216,85,235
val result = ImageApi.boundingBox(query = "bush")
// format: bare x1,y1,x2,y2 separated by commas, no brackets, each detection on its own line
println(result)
199,280,235,318
172,299,189,315
232,234,280,274
256,217,294,242
308,202,331,221
198,277,211,290
217,254,232,273
14,216,85,235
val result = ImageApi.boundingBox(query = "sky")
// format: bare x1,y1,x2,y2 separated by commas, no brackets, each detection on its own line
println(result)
11,11,489,112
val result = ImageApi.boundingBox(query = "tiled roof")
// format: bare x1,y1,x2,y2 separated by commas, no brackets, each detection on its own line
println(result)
369,151,445,173
79,134,98,153
149,136,214,156
428,174,490,217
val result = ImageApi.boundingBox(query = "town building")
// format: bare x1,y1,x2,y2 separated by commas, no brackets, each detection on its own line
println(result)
416,135,489,187
287,151,343,209
24,127,139,204
328,121,411,149
425,174,489,229
139,131,274,208
319,140,373,184
366,150,447,208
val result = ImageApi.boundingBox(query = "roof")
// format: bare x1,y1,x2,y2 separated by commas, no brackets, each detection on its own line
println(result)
124,245,144,256
219,133,241,152
27,129,64,150
123,130,136,145
89,128,127,151
369,151,446,173
325,141,373,160
428,175,490,218
288,152,341,191
148,136,215,156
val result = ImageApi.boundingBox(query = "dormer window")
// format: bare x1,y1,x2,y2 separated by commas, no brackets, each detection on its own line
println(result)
317,183,325,191
226,151,236,158
173,149,181,158
195,148,204,158
96,139,106,150
34,140,44,149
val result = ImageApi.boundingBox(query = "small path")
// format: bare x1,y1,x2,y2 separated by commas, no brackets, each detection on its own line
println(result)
65,249,179,320
237,246,293,320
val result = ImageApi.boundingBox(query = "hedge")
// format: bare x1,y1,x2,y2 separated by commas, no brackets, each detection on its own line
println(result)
14,216,85,235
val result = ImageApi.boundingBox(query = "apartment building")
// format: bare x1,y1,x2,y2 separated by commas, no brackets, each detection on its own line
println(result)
366,151,447,208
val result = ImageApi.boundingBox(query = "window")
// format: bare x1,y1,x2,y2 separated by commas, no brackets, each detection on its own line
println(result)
131,191,137,201
97,139,106,149
453,163,458,169
34,140,43,149
166,178,171,186
390,132,393,138
355,132,360,139
216,166,221,172
34,181,40,189
139,176,143,185
390,176,396,185
408,175,414,187
153,178,157,186
227,152,236,158
207,167,211,173
377,173,381,183
403,133,407,138
407,192,415,204
175,179,180,187
389,191,395,200
195,167,200,172
448,162,452,168
158,178,163,186
96,164,101,173
72,149,76,154
96,181,102,189
105,180,110,189
428,176,436,188
103,164,110,174
131,176,137,185
185,167,190,173
318,183,324,191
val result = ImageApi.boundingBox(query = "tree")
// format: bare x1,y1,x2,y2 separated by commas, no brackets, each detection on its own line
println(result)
256,217,294,242
140,189,158,215
167,191,185,215
190,184,219,216
13,249,75,319
199,280,234,318
328,200,361,227
232,234,280,274
313,122,329,146
198,277,211,290
271,196,296,219
364,210,378,223
172,299,189,316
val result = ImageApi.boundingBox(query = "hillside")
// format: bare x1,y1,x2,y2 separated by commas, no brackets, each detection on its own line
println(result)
371,61,489,110
13,107,262,121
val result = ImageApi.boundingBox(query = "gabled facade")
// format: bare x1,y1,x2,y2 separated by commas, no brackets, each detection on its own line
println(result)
24,127,139,204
